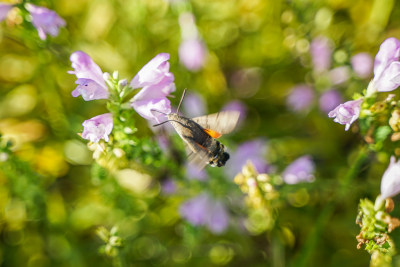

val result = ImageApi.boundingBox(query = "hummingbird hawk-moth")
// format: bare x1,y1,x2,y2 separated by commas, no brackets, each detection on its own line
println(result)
153,90,240,169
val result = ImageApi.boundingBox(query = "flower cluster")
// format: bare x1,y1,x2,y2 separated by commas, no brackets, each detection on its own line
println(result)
356,196,400,259
329,37,400,132
0,2,65,40
69,51,175,143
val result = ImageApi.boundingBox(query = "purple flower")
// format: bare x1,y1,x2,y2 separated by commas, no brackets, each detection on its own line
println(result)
329,66,350,85
310,36,333,72
130,53,175,123
319,90,342,114
226,139,270,177
81,113,113,143
282,155,315,184
207,201,229,234
161,179,177,195
328,99,363,131
372,37,400,92
286,85,315,112
26,4,65,40
130,53,174,90
381,157,400,199
179,39,207,71
0,3,13,22
351,52,373,78
179,193,229,234
182,92,206,118
69,51,109,101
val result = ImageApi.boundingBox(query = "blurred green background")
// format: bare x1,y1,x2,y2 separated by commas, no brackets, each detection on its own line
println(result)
1,0,400,266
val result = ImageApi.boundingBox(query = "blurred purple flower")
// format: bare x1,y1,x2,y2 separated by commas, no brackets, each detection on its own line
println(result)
183,92,206,118
328,99,363,131
130,53,175,123
82,113,113,143
226,139,270,177
26,4,65,40
222,100,247,126
179,38,207,71
319,90,342,114
69,51,109,101
310,36,333,72
329,66,350,85
0,3,12,22
207,201,229,234
287,85,315,112
179,193,229,234
372,37,400,92
380,156,400,199
351,52,373,78
282,155,315,184
186,163,208,181
161,179,177,195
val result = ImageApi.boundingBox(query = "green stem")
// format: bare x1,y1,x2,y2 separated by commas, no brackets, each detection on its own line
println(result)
291,146,369,267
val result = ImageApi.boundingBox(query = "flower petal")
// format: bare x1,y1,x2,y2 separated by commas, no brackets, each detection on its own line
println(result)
373,61,400,92
26,3,66,40
373,37,400,80
81,113,113,143
131,97,171,123
69,51,108,100
130,53,174,89
72,78,110,101
380,157,400,199
328,99,363,131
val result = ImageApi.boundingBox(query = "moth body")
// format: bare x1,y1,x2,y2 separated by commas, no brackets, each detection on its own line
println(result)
167,113,231,167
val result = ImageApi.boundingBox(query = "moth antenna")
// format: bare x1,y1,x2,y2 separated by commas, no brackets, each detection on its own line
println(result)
153,119,182,127
176,89,187,114
150,109,168,115
153,121,170,127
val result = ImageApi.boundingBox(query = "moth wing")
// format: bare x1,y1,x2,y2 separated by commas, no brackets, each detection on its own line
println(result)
183,137,209,170
191,111,240,136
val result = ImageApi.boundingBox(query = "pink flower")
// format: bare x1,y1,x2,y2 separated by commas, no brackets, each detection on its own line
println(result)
310,36,333,72
372,37,400,92
351,52,373,78
69,51,109,101
26,4,65,40
282,155,315,184
328,99,363,131
380,156,400,199
0,3,13,22
130,53,174,90
179,193,229,234
81,113,113,143
130,53,175,123
179,39,207,71
287,85,315,112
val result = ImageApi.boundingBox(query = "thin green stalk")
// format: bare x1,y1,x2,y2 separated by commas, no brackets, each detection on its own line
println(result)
291,146,369,267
